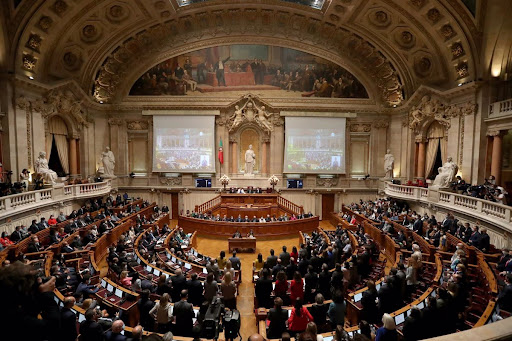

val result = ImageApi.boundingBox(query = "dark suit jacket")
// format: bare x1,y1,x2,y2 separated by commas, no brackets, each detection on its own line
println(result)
187,279,204,306
105,331,127,341
171,274,187,302
10,230,23,242
173,300,195,336
61,307,78,341
79,320,104,341
255,277,273,308
279,252,291,266
267,308,288,339
138,298,155,329
229,256,241,270
266,255,278,269
498,284,512,311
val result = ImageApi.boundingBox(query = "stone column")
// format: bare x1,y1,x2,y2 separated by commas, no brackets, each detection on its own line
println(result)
68,137,78,177
489,130,504,184
416,137,426,178
108,118,123,174
230,137,237,174
261,137,269,175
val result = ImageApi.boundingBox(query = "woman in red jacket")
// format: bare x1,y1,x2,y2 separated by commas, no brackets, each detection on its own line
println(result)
47,215,58,226
290,271,304,302
274,270,289,305
290,246,299,264
288,298,314,333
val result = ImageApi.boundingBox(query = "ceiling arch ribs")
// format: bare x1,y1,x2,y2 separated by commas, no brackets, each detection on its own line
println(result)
88,5,408,106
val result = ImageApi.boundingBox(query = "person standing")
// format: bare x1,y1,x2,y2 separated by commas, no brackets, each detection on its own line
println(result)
214,56,230,86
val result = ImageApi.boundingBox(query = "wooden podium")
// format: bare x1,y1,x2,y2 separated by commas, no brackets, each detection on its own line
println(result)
228,237,256,253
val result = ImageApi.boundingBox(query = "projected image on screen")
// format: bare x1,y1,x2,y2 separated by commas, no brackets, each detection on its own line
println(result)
284,117,346,174
153,116,215,172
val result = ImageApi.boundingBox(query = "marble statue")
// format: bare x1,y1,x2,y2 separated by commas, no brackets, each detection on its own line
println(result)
229,105,244,132
101,147,116,178
255,105,273,133
384,149,394,178
245,144,256,175
432,156,458,188
35,151,58,184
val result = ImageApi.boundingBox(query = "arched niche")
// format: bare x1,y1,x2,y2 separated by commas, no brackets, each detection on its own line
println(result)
237,125,262,174
46,115,71,175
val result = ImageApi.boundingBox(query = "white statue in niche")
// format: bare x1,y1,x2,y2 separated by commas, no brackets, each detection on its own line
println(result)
245,144,256,175
101,147,116,178
35,151,58,184
432,156,458,188
384,149,394,179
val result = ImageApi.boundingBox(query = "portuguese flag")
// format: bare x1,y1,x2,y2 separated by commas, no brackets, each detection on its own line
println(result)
218,139,224,164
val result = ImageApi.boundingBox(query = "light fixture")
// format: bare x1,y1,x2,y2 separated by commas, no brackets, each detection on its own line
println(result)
99,101,104,104
393,104,397,108
458,83,462,87
28,76,34,80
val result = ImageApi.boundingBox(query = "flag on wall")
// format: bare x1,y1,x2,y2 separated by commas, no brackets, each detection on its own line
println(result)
218,139,224,164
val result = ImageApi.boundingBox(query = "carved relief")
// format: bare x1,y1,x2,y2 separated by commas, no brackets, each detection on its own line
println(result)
451,42,465,58
349,123,371,132
52,0,68,16
334,5,345,13
80,24,102,43
408,95,448,132
316,177,338,188
127,121,149,130
22,54,37,71
106,4,130,23
445,102,477,117
427,8,441,23
228,94,273,134
414,56,433,77
395,30,415,49
369,10,391,28
456,62,469,78
26,34,42,52
410,0,426,9
440,24,456,40
373,120,389,129
38,16,53,32
159,176,182,186
33,90,90,130
62,51,83,71
108,117,123,126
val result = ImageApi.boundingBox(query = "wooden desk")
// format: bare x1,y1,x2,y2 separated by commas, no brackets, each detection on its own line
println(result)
178,216,318,236
228,237,256,253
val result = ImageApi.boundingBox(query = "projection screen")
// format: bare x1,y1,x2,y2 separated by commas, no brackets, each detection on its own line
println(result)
284,117,346,174
153,116,215,173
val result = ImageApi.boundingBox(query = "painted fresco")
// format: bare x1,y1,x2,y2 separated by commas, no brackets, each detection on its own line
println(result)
129,44,369,99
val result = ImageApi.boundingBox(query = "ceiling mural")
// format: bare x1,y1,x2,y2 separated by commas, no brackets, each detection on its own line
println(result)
129,44,368,99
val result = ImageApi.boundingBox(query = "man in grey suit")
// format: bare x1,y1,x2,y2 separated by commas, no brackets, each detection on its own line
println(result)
279,245,291,267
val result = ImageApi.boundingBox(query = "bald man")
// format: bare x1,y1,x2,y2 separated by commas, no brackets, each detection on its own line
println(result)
248,333,266,341
105,319,127,341
61,296,78,341
129,325,143,341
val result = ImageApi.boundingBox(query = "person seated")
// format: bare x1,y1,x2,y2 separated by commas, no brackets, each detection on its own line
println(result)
0,232,14,248
48,215,57,226
120,270,132,287
104,320,127,341
247,229,255,238
232,230,242,238
27,235,43,253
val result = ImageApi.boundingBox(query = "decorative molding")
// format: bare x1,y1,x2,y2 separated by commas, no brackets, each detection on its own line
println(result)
26,108,32,167
127,120,148,130
373,120,389,129
227,94,274,134
316,177,338,187
487,130,504,137
349,123,371,132
159,176,182,186
108,117,124,126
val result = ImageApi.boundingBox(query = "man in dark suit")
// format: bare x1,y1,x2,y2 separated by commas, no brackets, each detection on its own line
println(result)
75,274,100,298
497,249,511,271
235,214,243,223
186,273,204,306
468,226,481,248
61,241,74,253
61,296,78,341
413,218,423,236
272,259,284,280
229,251,241,271
104,320,127,341
173,290,195,336
279,246,291,267
10,225,23,242
478,228,490,252
29,219,40,234
27,235,42,253
498,274,512,311
171,269,187,302
378,276,395,315
214,56,230,86
441,214,453,230
137,290,155,331
79,308,104,341
255,268,273,309
266,297,288,339
266,249,278,269
286,259,298,280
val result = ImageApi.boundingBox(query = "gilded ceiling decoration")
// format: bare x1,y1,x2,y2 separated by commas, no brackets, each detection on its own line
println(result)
4,0,480,108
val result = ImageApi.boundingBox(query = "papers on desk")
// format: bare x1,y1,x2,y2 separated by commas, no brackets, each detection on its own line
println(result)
354,292,363,302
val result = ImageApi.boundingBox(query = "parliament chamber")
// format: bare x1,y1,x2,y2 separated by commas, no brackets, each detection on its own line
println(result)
1,0,512,340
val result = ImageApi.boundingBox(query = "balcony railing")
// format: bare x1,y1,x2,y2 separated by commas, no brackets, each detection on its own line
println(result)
384,182,512,232
489,98,512,118
0,180,112,220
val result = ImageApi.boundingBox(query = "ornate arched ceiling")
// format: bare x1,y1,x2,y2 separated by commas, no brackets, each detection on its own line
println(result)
4,0,481,107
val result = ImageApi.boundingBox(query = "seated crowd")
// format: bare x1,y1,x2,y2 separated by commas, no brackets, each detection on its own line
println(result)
187,211,314,222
